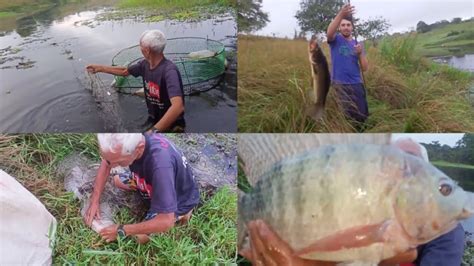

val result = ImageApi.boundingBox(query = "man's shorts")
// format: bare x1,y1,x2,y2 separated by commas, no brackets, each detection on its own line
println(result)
333,83,369,126
116,171,193,224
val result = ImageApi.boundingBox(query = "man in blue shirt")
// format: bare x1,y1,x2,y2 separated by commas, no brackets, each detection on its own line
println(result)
327,4,369,129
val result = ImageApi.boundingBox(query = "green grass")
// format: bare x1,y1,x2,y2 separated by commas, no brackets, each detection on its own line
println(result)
415,20,474,57
432,161,474,170
238,35,474,133
0,134,237,264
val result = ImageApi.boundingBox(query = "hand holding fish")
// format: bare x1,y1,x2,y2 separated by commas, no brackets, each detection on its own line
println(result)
241,219,417,266
240,220,334,266
100,224,119,242
84,199,101,226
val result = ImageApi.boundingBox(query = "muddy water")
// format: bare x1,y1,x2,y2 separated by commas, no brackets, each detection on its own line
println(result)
0,5,237,133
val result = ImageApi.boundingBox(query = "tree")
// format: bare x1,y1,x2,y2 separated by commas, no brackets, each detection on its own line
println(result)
358,17,391,45
416,21,430,33
451,17,462,24
237,0,270,33
295,0,345,35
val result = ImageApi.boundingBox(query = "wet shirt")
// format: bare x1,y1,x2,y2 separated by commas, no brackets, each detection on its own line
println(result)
128,58,185,127
129,133,200,216
328,33,364,84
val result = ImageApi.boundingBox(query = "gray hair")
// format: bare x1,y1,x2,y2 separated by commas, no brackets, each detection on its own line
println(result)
140,30,166,54
97,133,144,155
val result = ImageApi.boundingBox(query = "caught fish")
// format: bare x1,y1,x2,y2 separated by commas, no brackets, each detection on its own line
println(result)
307,36,331,121
188,50,217,59
238,135,474,264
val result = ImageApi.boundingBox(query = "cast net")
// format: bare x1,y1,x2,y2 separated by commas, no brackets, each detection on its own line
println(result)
112,37,226,95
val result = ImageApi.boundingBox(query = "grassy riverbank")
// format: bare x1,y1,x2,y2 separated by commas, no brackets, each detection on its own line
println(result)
415,20,474,57
238,35,474,133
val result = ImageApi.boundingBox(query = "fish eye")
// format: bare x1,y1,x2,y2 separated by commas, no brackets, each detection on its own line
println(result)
439,183,453,196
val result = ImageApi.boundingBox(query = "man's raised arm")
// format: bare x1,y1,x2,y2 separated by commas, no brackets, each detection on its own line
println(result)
327,4,355,42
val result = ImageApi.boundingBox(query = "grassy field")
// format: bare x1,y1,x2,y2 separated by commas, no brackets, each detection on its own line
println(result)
415,20,474,57
0,134,237,264
238,35,474,133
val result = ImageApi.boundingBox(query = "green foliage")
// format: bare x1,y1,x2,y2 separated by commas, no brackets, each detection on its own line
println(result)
237,0,269,33
379,35,418,73
358,17,390,44
295,0,345,34
423,134,474,165
119,0,232,9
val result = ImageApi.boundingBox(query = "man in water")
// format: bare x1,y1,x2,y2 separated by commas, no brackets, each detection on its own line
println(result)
86,30,185,132
84,133,200,243
327,4,369,130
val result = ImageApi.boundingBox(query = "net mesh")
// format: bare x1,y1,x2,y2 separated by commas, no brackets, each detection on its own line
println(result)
112,37,226,95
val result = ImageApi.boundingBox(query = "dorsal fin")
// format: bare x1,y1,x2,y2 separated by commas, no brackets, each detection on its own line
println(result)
238,134,391,186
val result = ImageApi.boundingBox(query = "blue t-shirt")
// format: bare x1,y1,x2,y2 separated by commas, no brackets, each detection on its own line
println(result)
128,58,185,127
328,33,364,84
129,133,200,216
415,223,465,266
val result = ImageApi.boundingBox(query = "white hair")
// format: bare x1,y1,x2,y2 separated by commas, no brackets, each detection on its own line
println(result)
97,133,144,155
140,30,166,54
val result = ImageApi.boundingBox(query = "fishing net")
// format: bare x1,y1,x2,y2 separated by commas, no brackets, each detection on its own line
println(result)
85,72,125,132
112,37,226,95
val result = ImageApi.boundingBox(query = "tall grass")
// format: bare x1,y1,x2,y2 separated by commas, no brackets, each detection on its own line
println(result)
238,35,474,133
0,134,237,264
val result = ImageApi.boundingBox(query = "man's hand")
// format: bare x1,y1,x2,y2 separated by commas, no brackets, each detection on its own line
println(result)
339,4,355,18
240,219,417,266
240,220,334,266
354,44,363,56
84,200,101,226
100,224,119,242
86,64,103,74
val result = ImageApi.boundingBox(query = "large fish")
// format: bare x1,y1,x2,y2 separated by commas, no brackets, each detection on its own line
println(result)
238,134,474,264
307,36,331,121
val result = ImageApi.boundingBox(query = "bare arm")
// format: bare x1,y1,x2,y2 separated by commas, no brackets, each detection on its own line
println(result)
85,159,112,226
86,64,129,76
327,4,354,42
152,96,184,132
124,213,175,235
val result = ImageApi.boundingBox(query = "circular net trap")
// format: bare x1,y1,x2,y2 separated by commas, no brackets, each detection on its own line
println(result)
112,37,226,95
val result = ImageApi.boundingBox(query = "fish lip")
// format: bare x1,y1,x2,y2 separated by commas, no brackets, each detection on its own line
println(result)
462,192,474,218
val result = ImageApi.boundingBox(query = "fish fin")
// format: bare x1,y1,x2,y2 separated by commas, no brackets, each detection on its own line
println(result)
239,135,391,186
294,221,393,257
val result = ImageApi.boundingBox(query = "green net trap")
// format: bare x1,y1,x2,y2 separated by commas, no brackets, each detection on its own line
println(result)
112,37,226,95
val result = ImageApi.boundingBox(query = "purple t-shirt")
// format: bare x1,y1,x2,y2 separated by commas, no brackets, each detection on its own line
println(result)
129,133,200,216
128,58,185,127
328,33,364,84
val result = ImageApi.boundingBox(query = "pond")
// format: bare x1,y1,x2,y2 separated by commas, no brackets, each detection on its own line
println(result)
437,165,474,241
0,1,237,133
432,54,474,73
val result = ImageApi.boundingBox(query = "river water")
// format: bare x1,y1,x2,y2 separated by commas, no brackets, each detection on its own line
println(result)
0,4,237,133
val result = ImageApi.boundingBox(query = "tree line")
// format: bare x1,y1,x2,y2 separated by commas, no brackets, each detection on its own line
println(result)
422,134,474,165
416,17,472,33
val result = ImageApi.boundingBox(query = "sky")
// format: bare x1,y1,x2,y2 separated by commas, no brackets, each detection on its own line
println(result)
392,134,465,147
256,0,474,38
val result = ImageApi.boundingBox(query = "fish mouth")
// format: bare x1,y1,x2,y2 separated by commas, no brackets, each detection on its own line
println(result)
460,192,474,219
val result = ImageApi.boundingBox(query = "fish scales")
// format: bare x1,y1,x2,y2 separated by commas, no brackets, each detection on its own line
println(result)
240,144,417,261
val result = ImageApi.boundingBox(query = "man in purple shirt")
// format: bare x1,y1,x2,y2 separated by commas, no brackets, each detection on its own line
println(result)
327,4,369,129
87,30,185,132
84,133,200,243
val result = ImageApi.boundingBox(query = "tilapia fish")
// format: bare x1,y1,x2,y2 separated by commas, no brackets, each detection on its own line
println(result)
307,36,331,121
238,136,474,264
